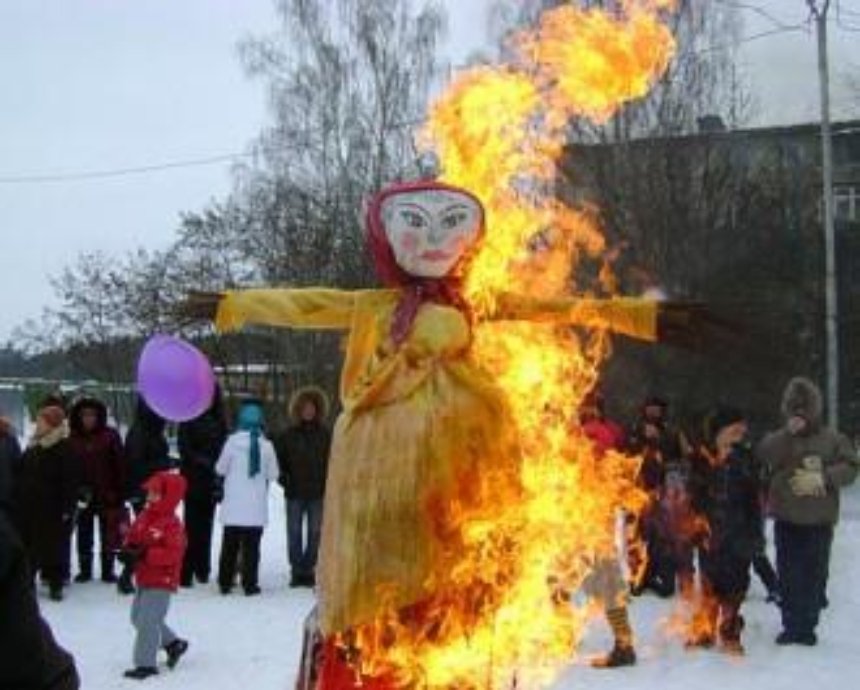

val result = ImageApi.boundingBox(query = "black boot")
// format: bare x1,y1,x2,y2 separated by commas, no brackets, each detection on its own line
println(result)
101,554,117,583
49,583,64,601
74,559,92,583
591,643,636,668
123,667,158,680
164,639,189,669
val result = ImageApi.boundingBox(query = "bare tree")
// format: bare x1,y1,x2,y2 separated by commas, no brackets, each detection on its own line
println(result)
5,1,448,423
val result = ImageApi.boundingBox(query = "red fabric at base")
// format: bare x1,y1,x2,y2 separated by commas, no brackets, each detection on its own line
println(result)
317,639,400,690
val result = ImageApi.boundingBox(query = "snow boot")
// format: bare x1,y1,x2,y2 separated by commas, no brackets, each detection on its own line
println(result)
123,667,158,680
101,554,117,583
165,639,189,669
776,630,817,646
74,558,92,583
591,644,636,668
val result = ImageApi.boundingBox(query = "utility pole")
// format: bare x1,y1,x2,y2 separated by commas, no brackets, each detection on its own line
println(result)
808,0,839,427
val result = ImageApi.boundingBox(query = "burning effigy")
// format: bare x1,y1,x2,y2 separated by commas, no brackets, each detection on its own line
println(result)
196,2,687,688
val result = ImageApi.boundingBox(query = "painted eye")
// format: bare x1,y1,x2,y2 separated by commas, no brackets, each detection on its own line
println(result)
401,211,426,228
441,211,468,230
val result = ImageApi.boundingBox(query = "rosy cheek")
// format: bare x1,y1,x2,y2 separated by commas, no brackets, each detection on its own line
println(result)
399,232,420,254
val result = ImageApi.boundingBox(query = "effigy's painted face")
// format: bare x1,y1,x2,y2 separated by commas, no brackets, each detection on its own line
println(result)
381,189,482,278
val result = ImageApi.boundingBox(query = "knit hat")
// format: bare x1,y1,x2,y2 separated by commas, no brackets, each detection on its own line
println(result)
705,406,745,443
38,405,66,429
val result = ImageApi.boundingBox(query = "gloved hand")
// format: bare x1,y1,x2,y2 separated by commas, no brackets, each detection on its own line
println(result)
77,487,94,511
117,545,145,567
128,495,145,514
117,567,136,596
789,468,827,497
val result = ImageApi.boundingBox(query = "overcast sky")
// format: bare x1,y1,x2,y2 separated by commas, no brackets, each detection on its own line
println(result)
1,0,858,342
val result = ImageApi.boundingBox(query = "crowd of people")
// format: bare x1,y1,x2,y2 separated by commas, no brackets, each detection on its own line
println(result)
1,374,858,685
0,384,331,684
578,376,859,666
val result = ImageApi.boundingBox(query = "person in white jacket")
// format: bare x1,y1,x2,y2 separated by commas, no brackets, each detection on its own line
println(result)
215,399,279,596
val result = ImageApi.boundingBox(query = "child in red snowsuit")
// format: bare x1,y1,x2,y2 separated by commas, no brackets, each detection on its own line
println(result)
120,471,189,680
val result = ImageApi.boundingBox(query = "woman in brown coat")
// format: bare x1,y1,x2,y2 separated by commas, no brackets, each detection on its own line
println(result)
12,405,81,601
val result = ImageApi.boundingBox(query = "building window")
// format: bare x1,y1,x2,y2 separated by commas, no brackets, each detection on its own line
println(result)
835,185,859,222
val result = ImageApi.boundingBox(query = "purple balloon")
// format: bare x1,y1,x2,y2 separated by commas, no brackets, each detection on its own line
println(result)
137,335,215,422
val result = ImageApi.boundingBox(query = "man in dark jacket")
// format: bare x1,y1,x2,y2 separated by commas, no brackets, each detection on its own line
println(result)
686,407,761,654
178,386,227,587
757,377,859,646
274,387,331,588
68,397,125,583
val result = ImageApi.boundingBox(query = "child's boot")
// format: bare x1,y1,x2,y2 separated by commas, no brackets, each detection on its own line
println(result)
592,607,637,668
165,639,189,669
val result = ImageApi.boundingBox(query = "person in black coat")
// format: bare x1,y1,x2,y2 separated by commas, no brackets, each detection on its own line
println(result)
0,414,22,507
685,407,762,655
124,397,172,514
0,499,80,689
626,395,690,597
178,385,228,587
12,405,81,601
273,387,332,588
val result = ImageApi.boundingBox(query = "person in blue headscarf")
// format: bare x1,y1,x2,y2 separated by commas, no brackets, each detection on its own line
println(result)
215,399,279,596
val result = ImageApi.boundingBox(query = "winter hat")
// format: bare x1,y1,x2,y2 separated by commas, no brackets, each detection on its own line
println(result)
142,471,187,514
705,406,745,443
643,395,668,410
237,399,264,478
38,405,66,429
780,377,823,425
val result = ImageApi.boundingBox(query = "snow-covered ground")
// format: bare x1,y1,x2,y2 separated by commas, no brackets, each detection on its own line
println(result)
41,489,860,689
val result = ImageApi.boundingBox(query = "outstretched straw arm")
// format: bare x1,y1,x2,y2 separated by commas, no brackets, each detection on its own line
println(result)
489,293,735,346
177,288,358,332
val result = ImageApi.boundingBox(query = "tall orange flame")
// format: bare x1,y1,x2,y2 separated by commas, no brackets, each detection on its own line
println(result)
358,2,678,687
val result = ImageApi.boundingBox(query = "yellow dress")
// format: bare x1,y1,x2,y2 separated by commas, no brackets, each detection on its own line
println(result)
216,288,656,634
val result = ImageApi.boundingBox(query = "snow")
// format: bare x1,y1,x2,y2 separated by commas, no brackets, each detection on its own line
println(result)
40,489,860,689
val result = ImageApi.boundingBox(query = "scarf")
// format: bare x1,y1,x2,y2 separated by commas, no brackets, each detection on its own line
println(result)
237,404,263,478
390,277,471,346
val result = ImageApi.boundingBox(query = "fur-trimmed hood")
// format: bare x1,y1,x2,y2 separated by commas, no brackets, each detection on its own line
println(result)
142,471,187,515
781,377,823,427
69,396,108,436
288,386,330,424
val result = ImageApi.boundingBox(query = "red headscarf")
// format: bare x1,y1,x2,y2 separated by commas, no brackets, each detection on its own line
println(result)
365,180,486,346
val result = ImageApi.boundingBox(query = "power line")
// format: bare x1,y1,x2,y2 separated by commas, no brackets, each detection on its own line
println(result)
712,0,805,31
0,22,820,187
692,23,811,55
0,151,256,185
0,118,427,186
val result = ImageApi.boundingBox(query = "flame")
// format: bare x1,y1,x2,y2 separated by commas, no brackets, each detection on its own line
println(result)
354,2,678,687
